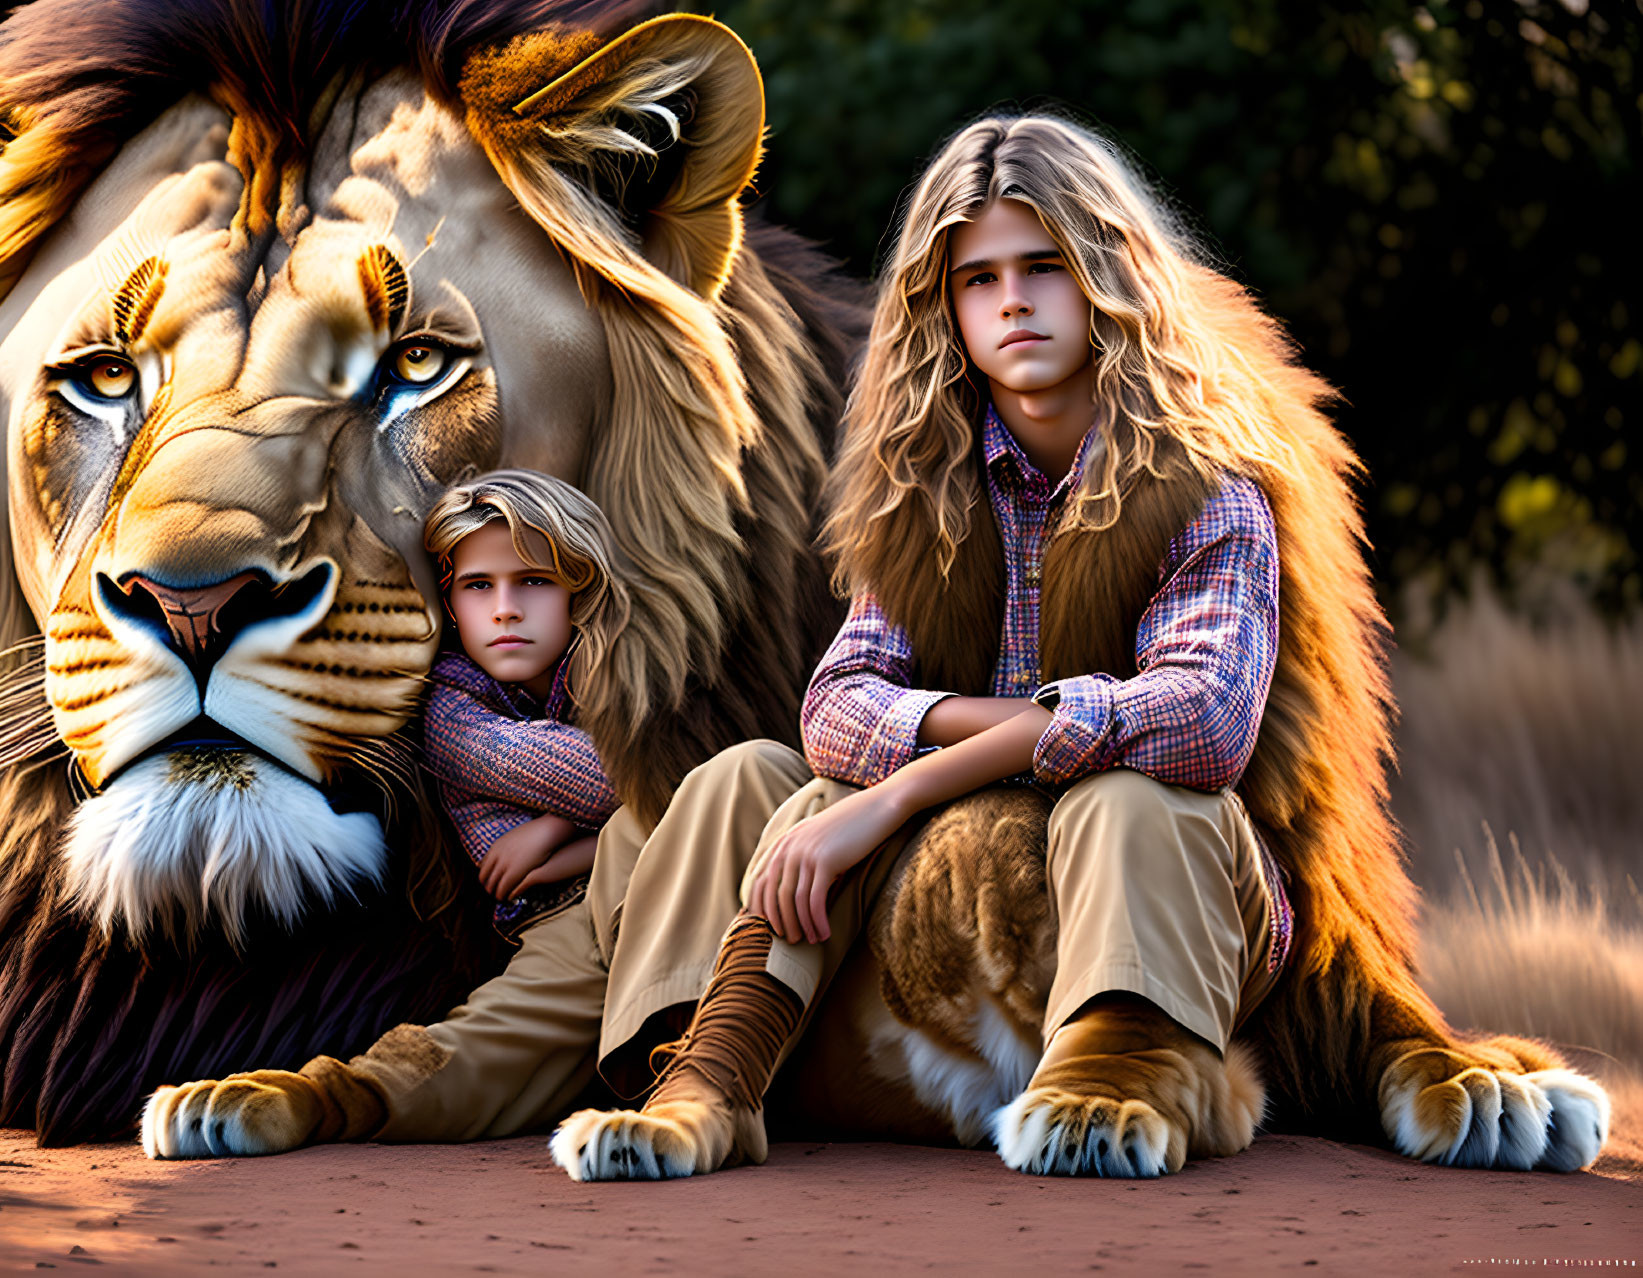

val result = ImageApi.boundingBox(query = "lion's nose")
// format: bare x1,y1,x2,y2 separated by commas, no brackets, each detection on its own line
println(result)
99,564,335,675
118,572,264,666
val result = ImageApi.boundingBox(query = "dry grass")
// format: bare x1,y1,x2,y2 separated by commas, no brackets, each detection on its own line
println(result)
1391,589,1643,899
1418,840,1643,1066
1391,589,1643,1161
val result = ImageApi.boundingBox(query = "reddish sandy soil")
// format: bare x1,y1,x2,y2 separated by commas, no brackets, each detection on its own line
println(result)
1,1130,1638,1276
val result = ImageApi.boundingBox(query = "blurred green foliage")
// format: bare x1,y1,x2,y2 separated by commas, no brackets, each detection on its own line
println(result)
701,0,1641,614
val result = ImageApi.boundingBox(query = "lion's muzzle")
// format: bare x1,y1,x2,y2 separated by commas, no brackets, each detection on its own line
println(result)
61,746,388,945
105,565,334,682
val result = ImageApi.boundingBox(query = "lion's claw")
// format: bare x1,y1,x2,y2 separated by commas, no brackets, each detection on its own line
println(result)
550,1107,703,1181
141,1071,321,1159
1380,1052,1609,1172
993,1087,1179,1177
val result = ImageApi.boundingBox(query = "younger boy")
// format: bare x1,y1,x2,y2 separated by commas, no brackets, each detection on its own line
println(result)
422,470,627,935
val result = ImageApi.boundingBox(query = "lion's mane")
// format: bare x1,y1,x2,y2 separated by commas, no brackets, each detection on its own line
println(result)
1179,271,1435,1135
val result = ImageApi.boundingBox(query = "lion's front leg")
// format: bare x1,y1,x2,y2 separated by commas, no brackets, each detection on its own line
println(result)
143,1071,325,1159
141,1055,387,1158
995,998,1266,1177
1253,923,1610,1172
986,770,1276,1177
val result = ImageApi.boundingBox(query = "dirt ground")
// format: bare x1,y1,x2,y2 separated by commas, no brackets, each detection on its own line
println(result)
1,1129,1638,1276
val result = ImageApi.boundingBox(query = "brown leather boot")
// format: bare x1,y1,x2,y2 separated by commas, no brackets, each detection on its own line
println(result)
550,911,803,1180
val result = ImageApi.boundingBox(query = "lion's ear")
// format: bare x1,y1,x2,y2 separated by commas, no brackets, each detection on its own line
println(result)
464,14,763,301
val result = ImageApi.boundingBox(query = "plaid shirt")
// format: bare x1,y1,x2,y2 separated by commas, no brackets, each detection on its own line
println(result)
801,409,1292,970
422,648,618,930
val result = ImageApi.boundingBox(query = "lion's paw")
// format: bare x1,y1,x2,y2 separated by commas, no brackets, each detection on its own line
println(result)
141,1071,322,1160
1380,1050,1610,1172
550,1101,732,1181
993,1086,1182,1177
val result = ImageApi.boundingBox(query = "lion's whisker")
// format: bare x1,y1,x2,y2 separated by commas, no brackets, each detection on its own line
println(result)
0,640,61,769
316,730,421,827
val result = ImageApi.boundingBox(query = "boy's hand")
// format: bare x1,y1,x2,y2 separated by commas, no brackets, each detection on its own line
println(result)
748,784,909,945
480,814,575,901
747,706,1052,944
515,835,599,893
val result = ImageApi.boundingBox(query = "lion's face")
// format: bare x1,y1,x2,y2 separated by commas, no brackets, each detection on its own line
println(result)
4,79,605,791
0,15,774,938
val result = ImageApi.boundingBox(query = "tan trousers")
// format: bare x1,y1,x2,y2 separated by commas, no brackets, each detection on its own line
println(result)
367,740,810,1141
1040,768,1280,1053
367,741,1280,1141
737,751,1282,1058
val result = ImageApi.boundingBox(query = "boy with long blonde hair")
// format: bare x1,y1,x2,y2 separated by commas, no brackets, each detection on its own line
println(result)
553,113,1301,1180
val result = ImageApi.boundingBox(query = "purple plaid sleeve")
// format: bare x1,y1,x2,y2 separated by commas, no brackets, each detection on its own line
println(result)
1032,474,1280,791
437,785,537,869
800,593,954,787
423,654,619,832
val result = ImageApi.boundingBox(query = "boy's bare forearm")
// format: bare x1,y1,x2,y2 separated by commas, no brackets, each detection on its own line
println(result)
916,696,1034,748
546,835,597,879
494,812,577,858
482,815,593,899
515,834,598,893
886,706,1052,819
482,813,573,880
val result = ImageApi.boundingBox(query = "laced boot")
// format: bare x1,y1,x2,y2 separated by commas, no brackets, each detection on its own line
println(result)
550,910,803,1180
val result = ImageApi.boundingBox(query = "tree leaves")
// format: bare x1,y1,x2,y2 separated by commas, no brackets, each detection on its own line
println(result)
707,0,1641,613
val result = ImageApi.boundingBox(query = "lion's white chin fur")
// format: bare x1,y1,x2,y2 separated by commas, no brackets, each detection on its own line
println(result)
62,750,386,945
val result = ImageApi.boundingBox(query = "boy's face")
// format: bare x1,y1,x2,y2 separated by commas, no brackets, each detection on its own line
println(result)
447,521,572,696
948,198,1093,397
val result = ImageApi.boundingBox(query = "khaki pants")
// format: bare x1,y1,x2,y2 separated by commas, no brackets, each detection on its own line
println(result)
368,742,1281,1141
1041,768,1281,1053
367,740,810,1141
737,753,1282,1059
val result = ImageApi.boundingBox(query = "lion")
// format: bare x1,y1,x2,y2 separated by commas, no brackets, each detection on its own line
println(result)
0,0,858,1143
1,0,1608,1178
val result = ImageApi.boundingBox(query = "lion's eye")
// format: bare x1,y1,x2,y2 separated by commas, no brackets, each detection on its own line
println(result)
390,343,447,385
371,336,472,426
78,356,137,400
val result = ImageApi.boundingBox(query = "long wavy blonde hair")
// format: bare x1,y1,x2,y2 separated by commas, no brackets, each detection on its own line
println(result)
825,113,1315,587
